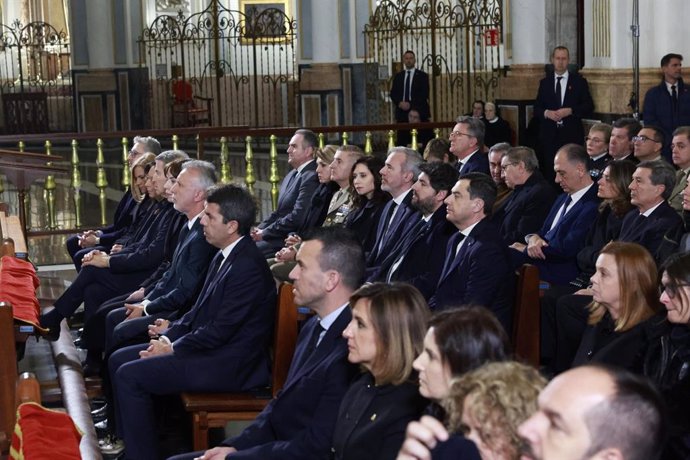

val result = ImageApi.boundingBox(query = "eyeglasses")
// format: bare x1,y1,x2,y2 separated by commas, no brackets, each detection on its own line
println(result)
632,135,658,143
661,283,690,299
500,163,518,172
585,137,605,143
450,131,473,139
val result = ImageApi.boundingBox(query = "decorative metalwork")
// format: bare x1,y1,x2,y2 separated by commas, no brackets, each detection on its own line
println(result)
387,130,396,150
121,137,131,190
244,136,256,194
342,132,349,146
364,0,503,124
70,139,82,228
318,133,325,149
268,134,279,211
411,129,418,151
0,19,72,133
138,0,298,129
365,132,373,155
44,140,57,229
95,139,109,226
219,136,232,184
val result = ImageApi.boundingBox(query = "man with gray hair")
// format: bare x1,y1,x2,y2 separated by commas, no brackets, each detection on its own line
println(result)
620,160,684,265
487,142,513,211
494,146,557,245
66,135,162,270
366,146,423,270
449,116,490,175
80,160,219,376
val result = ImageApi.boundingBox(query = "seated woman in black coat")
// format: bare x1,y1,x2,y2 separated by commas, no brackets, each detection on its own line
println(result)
331,283,429,460
345,156,390,256
572,241,662,372
644,252,690,460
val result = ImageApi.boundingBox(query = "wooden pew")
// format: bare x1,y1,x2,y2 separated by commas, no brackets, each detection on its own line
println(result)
181,282,300,451
512,264,541,368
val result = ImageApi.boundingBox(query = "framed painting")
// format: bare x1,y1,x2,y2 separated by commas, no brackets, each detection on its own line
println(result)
239,0,291,44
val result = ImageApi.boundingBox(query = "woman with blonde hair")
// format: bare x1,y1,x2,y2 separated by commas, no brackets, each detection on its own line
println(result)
572,241,663,371
437,361,546,460
331,283,429,459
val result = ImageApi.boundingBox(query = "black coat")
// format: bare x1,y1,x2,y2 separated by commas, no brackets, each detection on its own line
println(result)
331,373,428,460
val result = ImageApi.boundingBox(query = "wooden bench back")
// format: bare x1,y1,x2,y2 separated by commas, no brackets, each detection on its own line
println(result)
0,302,18,454
271,282,299,396
512,264,541,368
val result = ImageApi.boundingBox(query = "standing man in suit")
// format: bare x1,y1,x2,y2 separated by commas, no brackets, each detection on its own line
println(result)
108,184,276,459
173,227,363,460
534,46,594,184
390,50,430,146
449,116,490,175
609,118,642,162
643,53,690,162
496,146,557,245
430,173,513,332
366,147,422,271
510,144,600,285
669,126,690,213
252,129,320,256
370,162,458,299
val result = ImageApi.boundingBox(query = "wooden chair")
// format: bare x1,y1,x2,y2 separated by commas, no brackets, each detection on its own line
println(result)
170,80,213,128
512,264,541,368
181,282,300,450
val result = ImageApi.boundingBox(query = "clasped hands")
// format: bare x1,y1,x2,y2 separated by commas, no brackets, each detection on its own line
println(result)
545,107,573,122
509,234,549,260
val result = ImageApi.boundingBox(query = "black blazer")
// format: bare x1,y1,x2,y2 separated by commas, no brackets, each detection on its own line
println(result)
534,71,594,154
431,434,482,460
458,151,490,176
367,191,420,268
225,308,358,459
346,198,389,257
331,373,427,460
619,201,685,266
390,68,430,122
494,170,557,244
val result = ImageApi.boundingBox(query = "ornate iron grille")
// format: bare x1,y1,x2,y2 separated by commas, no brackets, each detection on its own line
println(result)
139,0,298,129
364,0,503,124
0,19,72,134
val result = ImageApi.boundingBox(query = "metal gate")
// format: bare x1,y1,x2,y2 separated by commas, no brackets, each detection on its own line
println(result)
364,0,503,124
139,0,298,129
0,19,73,134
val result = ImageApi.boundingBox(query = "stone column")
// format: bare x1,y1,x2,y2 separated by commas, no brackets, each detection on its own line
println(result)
84,0,115,69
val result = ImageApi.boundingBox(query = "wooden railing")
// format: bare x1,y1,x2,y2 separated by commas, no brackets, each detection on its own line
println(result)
0,122,454,242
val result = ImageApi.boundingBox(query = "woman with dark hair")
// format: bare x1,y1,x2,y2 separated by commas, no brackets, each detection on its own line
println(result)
572,241,663,371
345,155,391,255
331,283,429,460
396,306,510,459
644,252,690,460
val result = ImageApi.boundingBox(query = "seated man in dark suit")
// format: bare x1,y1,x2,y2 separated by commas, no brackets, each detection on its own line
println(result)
510,144,600,286
66,135,162,270
366,147,422,273
429,173,513,332
450,116,490,175
370,161,458,300
80,160,219,375
494,146,557,245
39,150,189,340
251,129,320,256
171,226,363,460
608,117,641,163
108,184,277,459
622,160,684,264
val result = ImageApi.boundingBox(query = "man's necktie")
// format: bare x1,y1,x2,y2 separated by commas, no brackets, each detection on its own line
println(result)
404,70,412,102
552,195,572,229
555,76,563,107
295,321,324,370
672,84,679,111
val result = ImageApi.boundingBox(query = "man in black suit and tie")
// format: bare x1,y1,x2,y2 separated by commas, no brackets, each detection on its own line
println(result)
108,184,276,459
449,116,490,176
429,173,513,332
366,147,422,272
534,46,594,183
370,162,458,300
390,50,430,146
609,118,641,163
172,227,363,460
80,161,218,372
252,129,320,256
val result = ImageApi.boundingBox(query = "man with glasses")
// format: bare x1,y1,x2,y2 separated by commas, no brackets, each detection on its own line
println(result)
585,123,612,180
493,146,557,245
633,126,666,162
669,126,690,213
448,116,490,175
